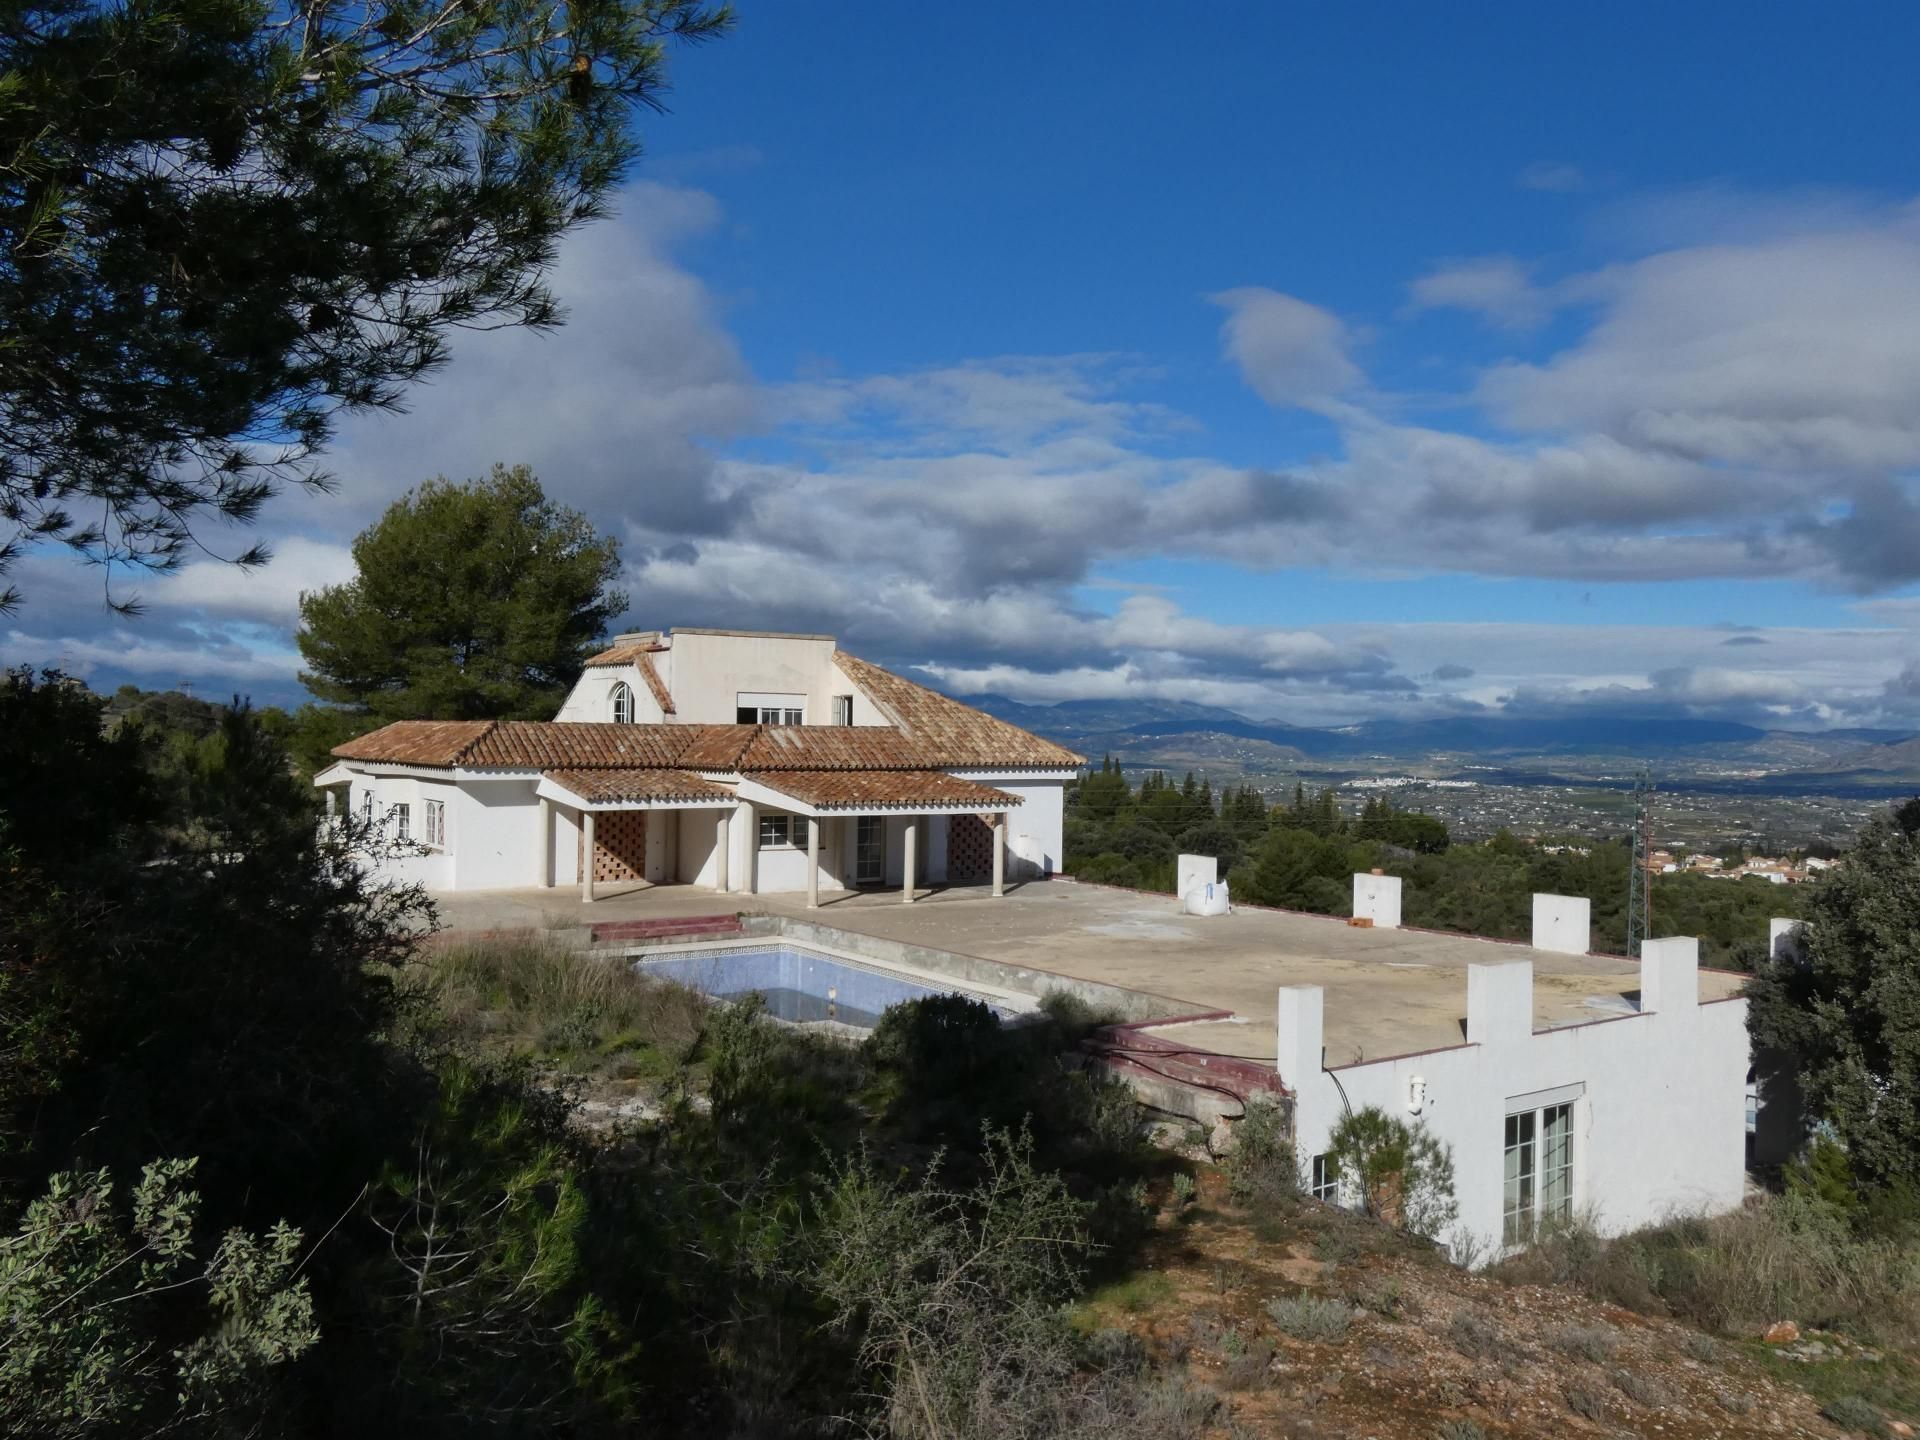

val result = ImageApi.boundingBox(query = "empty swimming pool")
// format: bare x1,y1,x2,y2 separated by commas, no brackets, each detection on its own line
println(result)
635,943,1010,1029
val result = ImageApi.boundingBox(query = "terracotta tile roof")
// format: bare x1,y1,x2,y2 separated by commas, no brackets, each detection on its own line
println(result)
636,652,675,715
750,769,1022,811
335,721,716,770
672,724,763,770
461,721,693,769
331,721,497,766
582,644,676,716
735,723,923,771
833,651,1083,768
542,768,734,805
583,641,666,667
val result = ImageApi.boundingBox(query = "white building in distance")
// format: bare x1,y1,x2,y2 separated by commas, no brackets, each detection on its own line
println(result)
314,627,1082,905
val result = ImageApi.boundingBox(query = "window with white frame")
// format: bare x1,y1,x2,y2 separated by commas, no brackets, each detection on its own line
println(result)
736,692,805,725
1503,1098,1575,1244
392,802,412,843
757,814,809,849
423,799,446,850
1309,1153,1340,1203
610,681,634,724
361,789,374,824
832,694,854,725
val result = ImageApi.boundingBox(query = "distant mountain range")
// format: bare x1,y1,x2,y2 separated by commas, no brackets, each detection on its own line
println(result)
962,694,1920,775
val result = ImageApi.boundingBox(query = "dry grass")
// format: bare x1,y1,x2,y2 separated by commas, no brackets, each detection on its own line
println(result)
413,930,709,1078
1497,1195,1920,1342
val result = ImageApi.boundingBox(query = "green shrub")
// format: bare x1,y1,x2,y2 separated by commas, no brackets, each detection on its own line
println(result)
1548,1324,1617,1364
1224,1097,1297,1206
1264,1294,1354,1343
1447,1311,1519,1365
1610,1367,1669,1406
1565,1386,1607,1420
1325,1106,1458,1240
1822,1395,1888,1438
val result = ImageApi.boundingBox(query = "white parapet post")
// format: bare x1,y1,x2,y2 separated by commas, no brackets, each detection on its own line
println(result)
807,815,821,909
1466,960,1532,1048
714,808,730,893
1530,893,1591,954
1769,917,1806,964
1351,871,1402,928
1639,936,1699,1013
1179,853,1219,901
581,810,596,905
536,796,553,888
1276,984,1325,1086
992,814,1006,897
902,816,918,904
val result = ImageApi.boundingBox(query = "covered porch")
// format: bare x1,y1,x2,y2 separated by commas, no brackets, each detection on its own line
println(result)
534,768,740,904
733,770,1022,908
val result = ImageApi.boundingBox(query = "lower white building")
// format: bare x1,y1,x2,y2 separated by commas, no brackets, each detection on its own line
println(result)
313,628,1081,903
1278,875,1751,1258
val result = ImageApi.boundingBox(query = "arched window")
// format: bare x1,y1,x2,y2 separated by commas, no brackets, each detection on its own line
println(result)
610,681,634,724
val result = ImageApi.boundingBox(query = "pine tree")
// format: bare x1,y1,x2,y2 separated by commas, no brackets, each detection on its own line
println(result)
0,0,732,610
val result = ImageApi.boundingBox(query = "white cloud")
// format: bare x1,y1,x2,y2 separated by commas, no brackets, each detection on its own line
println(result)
1209,288,1362,409
1407,255,1556,330
147,537,356,624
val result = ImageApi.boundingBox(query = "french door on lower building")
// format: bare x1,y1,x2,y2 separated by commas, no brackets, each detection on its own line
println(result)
854,815,885,885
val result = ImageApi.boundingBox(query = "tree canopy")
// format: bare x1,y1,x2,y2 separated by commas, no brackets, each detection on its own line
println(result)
296,463,625,733
1750,800,1920,1191
0,0,730,611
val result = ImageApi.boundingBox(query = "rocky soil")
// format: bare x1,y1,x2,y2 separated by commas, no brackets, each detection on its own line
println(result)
1076,1170,1903,1440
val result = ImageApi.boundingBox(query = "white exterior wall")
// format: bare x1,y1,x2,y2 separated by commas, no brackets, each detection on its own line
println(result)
1531,893,1593,955
451,778,544,890
554,664,667,724
949,772,1070,875
1352,872,1402,928
1281,938,1749,1258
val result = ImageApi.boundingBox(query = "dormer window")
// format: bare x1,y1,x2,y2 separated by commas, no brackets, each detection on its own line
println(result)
610,681,634,724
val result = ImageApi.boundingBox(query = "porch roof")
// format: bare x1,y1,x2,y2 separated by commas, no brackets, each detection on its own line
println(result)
746,769,1022,814
537,768,737,809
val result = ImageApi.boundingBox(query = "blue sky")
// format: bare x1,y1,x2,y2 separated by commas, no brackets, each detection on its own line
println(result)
11,3,1920,728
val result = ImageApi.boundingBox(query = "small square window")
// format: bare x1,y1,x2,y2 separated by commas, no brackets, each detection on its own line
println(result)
1310,1153,1339,1203
758,815,790,848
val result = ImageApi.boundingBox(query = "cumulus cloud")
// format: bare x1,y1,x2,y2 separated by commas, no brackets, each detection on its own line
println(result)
35,175,1920,725
1407,255,1556,329
1209,288,1362,409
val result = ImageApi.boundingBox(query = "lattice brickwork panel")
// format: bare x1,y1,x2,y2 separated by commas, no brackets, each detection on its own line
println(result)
947,814,994,882
581,811,648,884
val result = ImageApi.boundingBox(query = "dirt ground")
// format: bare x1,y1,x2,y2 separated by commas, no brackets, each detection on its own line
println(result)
1076,1169,1884,1440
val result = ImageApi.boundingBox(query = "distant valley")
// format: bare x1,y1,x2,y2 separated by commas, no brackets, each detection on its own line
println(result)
961,694,1920,848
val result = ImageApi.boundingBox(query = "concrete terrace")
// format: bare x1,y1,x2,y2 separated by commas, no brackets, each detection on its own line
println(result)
431,878,1749,1067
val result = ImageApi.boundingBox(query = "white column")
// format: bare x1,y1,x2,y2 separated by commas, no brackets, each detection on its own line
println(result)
741,803,758,895
325,788,337,821
715,809,730,893
536,796,553,888
581,810,596,904
991,813,1006,897
807,815,821,908
902,816,918,904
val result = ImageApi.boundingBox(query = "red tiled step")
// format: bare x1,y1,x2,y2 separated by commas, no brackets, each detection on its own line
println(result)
588,914,744,944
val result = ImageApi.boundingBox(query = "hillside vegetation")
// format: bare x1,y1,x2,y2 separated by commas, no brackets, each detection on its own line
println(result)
1064,759,1808,968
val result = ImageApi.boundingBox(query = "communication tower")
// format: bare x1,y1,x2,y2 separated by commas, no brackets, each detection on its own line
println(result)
1626,767,1656,957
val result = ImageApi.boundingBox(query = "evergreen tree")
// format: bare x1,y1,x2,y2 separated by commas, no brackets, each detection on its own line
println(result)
1750,801,1920,1189
296,465,625,732
0,0,731,611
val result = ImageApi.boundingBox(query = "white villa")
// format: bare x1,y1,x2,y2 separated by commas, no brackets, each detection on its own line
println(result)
314,627,1082,903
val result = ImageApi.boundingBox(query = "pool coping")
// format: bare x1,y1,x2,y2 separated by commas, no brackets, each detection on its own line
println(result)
618,934,1043,1015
